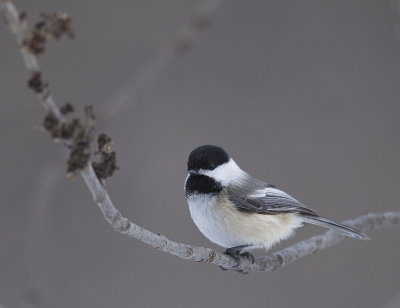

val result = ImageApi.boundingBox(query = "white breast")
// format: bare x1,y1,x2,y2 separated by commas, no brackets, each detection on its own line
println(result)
187,194,231,247
187,194,303,250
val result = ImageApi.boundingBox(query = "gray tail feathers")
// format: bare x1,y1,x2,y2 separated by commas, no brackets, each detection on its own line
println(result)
300,214,369,240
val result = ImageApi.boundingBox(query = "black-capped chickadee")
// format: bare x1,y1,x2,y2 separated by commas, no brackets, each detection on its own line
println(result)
184,145,368,265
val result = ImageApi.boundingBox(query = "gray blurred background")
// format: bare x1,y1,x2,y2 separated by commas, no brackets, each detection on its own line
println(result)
1,0,400,307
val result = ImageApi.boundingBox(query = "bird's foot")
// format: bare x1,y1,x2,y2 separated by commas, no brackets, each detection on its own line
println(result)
238,251,255,264
223,248,242,268
220,246,255,274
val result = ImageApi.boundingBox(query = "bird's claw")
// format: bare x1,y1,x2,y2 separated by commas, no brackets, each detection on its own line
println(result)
220,248,255,273
223,248,241,268
239,251,255,264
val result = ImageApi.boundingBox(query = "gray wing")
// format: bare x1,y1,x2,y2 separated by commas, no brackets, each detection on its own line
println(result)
229,186,317,216
229,186,368,239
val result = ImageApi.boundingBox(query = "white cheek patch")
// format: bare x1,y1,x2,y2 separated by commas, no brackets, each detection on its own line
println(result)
201,159,246,186
184,172,190,190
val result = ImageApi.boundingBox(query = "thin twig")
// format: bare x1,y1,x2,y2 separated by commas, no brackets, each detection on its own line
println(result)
1,0,400,273
1,1,63,119
100,0,223,126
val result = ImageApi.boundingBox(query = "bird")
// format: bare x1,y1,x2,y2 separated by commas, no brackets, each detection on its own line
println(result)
184,145,368,267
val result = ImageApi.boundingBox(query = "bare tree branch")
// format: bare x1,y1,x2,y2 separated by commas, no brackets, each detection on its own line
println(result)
100,0,223,126
1,0,399,273
1,2,64,118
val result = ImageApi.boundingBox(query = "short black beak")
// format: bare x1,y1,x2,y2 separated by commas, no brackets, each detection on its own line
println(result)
188,169,199,175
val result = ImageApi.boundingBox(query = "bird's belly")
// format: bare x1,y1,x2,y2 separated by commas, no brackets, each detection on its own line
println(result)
187,196,303,249
188,196,236,247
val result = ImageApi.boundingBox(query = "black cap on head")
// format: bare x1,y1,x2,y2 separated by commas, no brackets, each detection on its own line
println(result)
187,145,230,171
